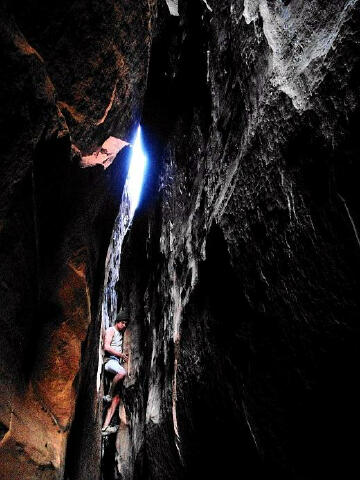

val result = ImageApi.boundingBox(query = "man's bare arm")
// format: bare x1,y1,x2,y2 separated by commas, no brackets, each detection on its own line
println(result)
104,328,127,360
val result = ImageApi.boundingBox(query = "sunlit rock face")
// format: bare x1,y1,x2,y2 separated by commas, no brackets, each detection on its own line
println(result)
0,1,154,478
115,1,360,479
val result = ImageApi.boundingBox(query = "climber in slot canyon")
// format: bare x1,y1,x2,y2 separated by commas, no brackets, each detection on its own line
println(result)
102,311,128,435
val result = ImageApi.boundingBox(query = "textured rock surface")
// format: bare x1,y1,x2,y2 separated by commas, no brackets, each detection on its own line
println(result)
114,1,360,479
0,1,154,478
2,0,360,479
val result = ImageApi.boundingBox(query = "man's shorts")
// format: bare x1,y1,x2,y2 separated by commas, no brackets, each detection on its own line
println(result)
104,358,127,376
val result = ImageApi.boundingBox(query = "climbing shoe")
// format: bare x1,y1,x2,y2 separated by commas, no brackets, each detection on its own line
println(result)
101,425,119,436
103,394,112,403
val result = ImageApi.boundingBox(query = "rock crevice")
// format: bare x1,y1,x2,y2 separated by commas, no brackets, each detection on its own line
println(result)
2,1,360,479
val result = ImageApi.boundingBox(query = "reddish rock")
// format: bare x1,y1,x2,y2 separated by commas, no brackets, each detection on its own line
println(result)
0,1,155,478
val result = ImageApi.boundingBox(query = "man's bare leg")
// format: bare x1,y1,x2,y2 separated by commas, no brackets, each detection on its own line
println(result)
103,394,121,429
108,371,126,397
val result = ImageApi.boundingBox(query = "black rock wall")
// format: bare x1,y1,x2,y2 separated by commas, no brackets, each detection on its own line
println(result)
115,1,360,479
2,0,360,478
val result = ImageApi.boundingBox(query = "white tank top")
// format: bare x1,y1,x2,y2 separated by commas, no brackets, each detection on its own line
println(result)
110,326,123,354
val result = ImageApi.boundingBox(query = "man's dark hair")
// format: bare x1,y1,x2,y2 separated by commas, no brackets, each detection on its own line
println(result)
115,310,129,324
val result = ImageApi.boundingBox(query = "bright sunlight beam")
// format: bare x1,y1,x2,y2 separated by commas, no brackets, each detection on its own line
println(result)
127,125,147,216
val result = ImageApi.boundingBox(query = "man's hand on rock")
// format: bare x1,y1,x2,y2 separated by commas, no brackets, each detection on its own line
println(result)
121,353,128,362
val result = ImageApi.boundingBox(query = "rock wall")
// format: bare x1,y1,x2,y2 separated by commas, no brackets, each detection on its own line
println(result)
0,1,154,478
115,1,360,479
2,0,360,479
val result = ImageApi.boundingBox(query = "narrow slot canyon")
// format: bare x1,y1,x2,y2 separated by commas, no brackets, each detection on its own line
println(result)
1,1,360,480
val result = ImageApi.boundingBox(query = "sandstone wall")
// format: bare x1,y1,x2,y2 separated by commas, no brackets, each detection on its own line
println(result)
116,1,360,479
2,1,360,479
0,1,154,478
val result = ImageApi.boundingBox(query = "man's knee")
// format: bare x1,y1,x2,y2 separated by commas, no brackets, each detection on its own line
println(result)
117,366,127,378
115,371,126,381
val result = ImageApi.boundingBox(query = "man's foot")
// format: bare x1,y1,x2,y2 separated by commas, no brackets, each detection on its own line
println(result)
101,425,119,436
103,394,112,403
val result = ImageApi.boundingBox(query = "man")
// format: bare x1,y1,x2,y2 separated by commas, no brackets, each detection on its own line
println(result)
102,310,128,435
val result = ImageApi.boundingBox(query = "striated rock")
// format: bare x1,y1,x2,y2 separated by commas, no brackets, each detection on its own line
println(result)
113,1,360,479
2,0,360,479
8,0,154,153
0,0,155,478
